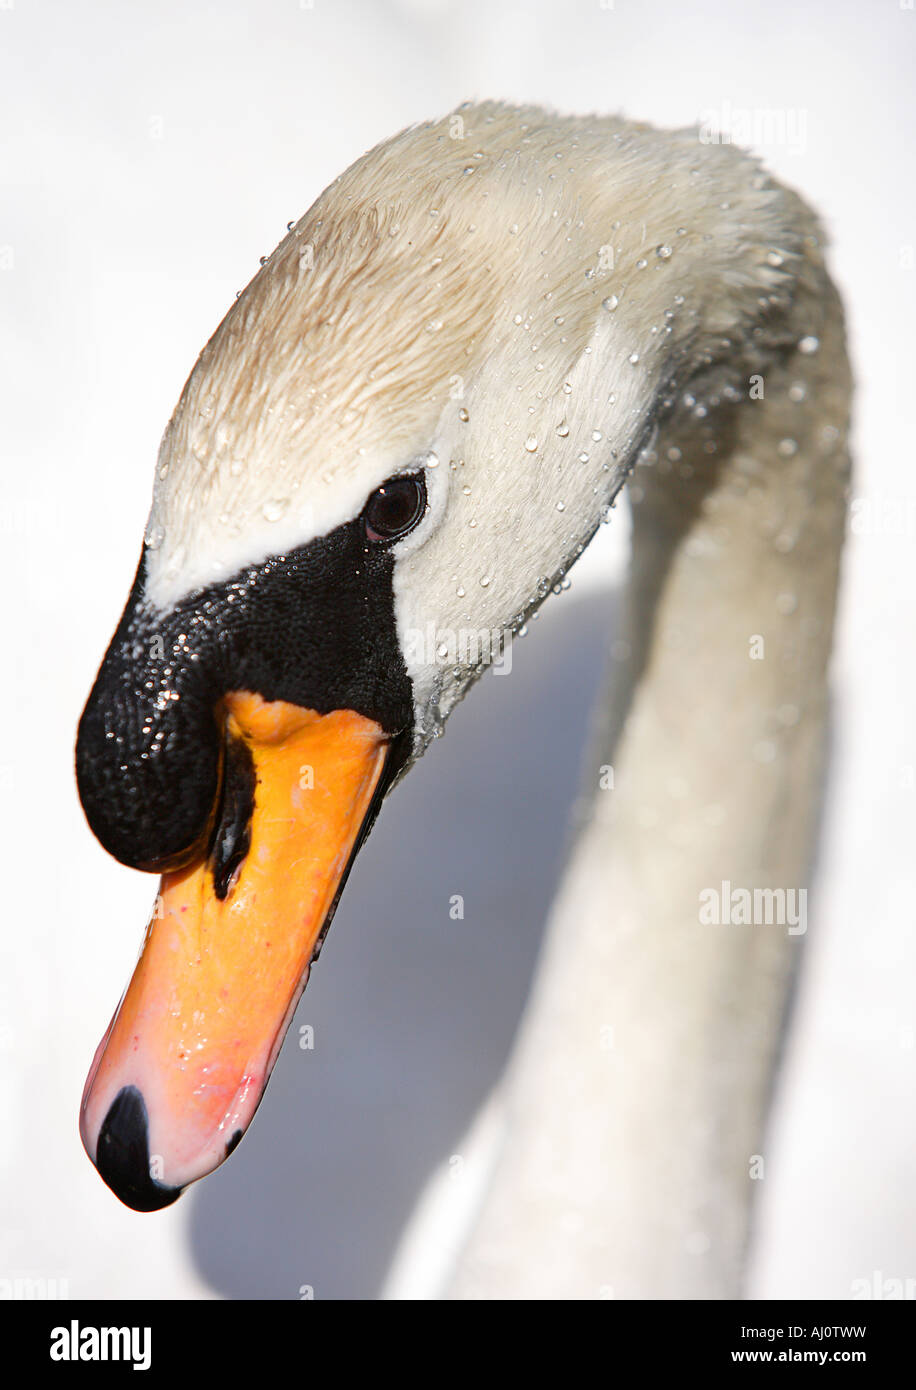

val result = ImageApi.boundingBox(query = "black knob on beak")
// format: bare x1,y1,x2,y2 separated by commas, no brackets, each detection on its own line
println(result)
75,554,223,872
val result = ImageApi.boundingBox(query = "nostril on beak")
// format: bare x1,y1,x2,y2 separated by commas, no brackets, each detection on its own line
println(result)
208,728,257,900
95,1086,182,1213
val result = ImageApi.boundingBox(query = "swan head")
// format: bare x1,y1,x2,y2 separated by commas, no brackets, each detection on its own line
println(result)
76,101,802,1209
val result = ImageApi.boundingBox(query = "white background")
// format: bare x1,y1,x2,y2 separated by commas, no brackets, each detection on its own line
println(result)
1,0,914,1298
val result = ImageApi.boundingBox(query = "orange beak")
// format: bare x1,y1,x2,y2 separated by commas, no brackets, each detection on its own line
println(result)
79,692,390,1209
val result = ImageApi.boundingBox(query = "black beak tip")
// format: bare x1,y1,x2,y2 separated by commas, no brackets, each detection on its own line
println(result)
95,1085,183,1213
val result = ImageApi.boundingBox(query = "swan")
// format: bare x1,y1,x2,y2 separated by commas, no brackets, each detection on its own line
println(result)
75,101,850,1297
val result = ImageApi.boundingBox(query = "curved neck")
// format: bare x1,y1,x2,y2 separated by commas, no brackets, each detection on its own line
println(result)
446,236,851,1298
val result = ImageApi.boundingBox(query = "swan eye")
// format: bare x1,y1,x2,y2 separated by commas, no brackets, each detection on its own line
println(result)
363,472,427,543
